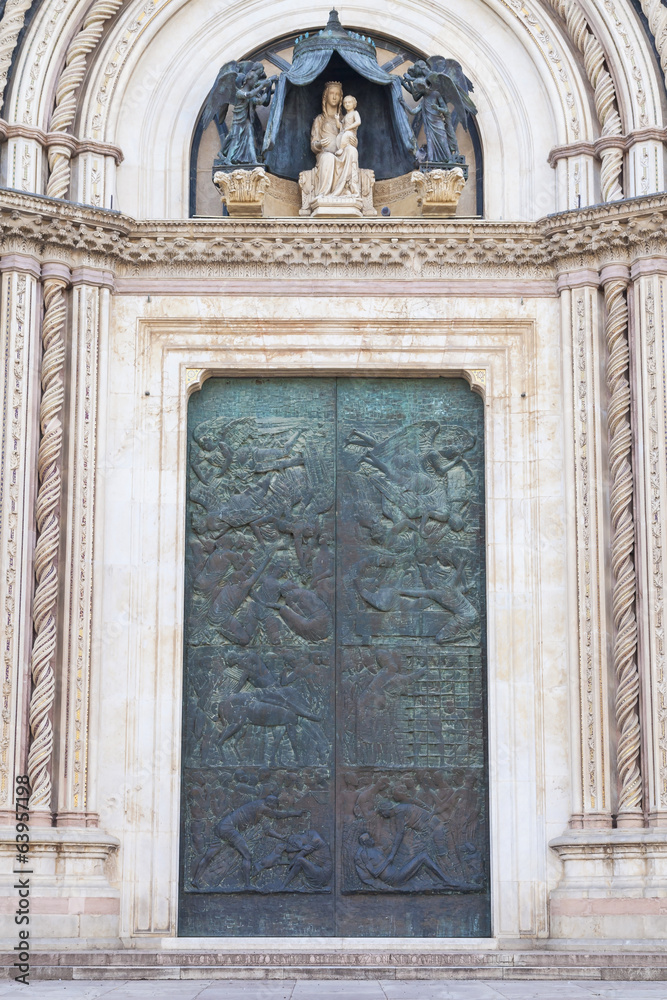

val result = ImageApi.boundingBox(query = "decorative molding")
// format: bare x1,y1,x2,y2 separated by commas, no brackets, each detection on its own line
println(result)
636,0,667,96
0,119,124,163
185,367,206,392
0,0,34,110
548,130,667,167
603,271,642,826
1,190,667,280
46,0,125,199
643,282,667,818
22,0,73,127
58,281,102,820
0,268,30,808
576,292,597,812
27,271,69,811
566,283,610,829
598,0,650,130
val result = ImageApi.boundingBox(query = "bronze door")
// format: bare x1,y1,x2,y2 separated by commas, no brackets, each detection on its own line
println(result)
179,377,489,936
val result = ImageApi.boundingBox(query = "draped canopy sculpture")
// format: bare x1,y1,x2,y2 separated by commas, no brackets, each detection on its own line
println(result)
200,10,480,218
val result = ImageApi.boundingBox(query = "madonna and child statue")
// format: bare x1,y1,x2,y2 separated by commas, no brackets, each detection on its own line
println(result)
307,83,364,216
208,9,477,218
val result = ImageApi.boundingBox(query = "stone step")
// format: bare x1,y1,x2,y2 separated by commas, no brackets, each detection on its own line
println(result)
2,951,667,981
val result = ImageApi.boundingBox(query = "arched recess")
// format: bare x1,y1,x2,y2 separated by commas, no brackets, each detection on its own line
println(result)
2,0,664,206
188,29,485,219
68,0,595,219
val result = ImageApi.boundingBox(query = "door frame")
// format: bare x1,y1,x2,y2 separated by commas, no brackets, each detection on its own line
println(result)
95,306,559,945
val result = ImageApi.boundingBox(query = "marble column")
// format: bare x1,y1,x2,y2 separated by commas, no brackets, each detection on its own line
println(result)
558,268,613,828
0,254,41,825
55,268,113,828
601,263,643,828
630,257,667,828
27,261,71,823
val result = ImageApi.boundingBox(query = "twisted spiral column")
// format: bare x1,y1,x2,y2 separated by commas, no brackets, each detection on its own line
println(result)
545,0,624,201
637,0,667,92
0,0,34,110
603,269,643,826
27,272,69,811
46,0,124,199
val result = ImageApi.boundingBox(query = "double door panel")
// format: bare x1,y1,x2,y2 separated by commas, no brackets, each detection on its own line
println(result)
179,377,489,936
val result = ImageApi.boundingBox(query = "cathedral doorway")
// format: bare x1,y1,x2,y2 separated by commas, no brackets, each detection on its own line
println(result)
179,376,489,936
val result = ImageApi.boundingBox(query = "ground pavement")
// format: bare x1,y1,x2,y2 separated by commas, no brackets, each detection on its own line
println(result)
0,981,666,998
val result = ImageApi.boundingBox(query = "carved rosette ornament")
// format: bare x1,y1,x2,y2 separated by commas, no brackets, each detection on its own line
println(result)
411,168,466,217
27,274,68,811
213,167,270,218
604,274,642,824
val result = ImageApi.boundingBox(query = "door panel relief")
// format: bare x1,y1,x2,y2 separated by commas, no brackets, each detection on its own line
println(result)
179,377,489,936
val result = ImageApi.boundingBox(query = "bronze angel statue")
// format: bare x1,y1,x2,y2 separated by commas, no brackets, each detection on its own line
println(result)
401,56,477,165
203,60,277,166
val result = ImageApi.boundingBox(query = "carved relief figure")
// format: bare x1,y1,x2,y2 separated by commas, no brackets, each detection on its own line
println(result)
187,767,333,894
340,769,486,894
192,793,306,888
182,378,488,931
340,417,480,647
354,831,455,889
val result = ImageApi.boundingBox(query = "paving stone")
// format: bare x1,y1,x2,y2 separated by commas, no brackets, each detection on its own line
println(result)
2,980,667,999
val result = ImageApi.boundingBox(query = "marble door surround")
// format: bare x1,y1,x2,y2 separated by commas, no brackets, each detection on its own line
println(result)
100,305,553,944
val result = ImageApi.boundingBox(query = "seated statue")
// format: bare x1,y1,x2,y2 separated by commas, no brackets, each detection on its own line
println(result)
299,81,376,217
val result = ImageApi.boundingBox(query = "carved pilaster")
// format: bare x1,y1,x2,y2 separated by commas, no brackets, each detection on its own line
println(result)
27,262,70,818
0,255,41,824
559,270,612,827
631,260,667,827
55,270,111,827
602,264,643,827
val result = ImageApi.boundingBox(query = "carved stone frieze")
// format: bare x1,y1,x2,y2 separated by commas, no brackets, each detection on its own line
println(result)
1,190,667,280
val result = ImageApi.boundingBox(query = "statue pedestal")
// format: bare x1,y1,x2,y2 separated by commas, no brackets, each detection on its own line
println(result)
310,196,363,218
299,167,377,218
411,167,466,217
213,167,270,218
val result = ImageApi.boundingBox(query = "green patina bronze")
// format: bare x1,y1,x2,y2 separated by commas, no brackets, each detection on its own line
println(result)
179,377,489,937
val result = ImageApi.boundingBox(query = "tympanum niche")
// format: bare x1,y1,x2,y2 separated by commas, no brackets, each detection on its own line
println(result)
204,10,478,218
179,377,489,937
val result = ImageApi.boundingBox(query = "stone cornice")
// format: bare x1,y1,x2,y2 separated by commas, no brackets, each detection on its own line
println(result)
1,188,667,281
547,129,667,166
0,119,124,163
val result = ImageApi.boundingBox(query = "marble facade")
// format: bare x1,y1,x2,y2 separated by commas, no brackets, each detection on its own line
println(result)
1,0,667,974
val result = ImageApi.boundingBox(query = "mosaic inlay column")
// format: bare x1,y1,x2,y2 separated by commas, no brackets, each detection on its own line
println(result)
559,269,613,828
56,269,112,827
631,259,667,828
0,254,41,824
